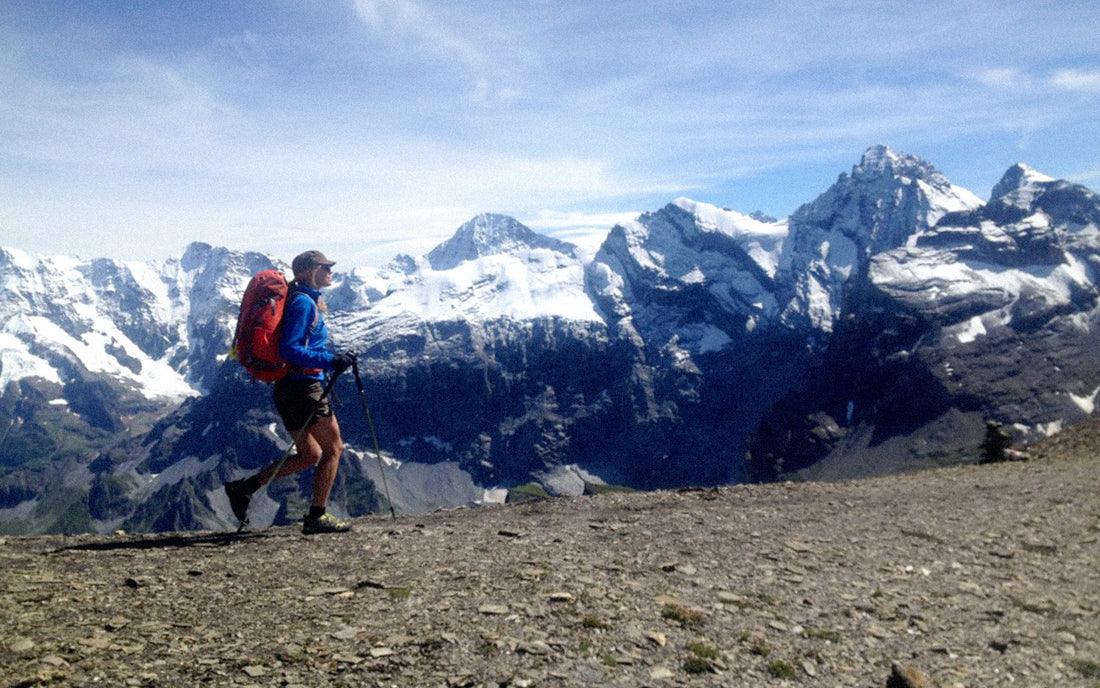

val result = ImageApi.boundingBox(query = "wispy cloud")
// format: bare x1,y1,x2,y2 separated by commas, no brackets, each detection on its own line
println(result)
973,68,1029,90
1,1,1098,265
973,67,1100,94
1050,69,1100,93
353,0,488,69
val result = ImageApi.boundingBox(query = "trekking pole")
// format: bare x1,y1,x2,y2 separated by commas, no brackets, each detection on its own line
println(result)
351,356,397,520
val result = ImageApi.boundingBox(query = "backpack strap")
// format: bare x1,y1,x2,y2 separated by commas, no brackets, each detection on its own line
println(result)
287,287,319,337
284,284,323,376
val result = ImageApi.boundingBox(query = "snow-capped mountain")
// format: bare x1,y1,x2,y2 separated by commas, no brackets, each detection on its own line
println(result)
426,213,581,271
3,146,1099,534
776,145,984,333
0,243,276,398
746,157,1100,480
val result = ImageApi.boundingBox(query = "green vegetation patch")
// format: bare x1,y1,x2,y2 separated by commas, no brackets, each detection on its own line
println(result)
767,660,798,680
686,642,719,660
683,656,716,674
1069,659,1100,679
661,603,705,630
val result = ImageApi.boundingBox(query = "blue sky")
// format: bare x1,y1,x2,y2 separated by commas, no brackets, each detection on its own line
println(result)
3,1,1099,267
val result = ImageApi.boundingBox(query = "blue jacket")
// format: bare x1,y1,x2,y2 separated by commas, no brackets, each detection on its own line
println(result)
279,283,334,380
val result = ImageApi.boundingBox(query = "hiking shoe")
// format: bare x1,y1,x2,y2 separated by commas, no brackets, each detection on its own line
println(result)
224,479,252,525
302,513,351,535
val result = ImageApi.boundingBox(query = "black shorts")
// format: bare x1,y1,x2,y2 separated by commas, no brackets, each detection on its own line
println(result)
272,379,332,432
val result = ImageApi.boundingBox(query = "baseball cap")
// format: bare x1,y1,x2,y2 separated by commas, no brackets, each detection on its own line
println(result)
291,250,336,274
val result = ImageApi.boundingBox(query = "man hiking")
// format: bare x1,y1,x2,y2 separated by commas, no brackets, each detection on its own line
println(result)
225,250,356,534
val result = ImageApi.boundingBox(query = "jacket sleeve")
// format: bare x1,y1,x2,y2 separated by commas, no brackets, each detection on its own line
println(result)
279,293,334,370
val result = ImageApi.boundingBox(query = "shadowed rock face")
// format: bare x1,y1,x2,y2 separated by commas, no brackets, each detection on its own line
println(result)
1,424,1097,687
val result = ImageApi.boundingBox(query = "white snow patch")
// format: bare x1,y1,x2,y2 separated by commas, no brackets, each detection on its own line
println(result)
676,323,732,354
955,316,988,344
672,197,787,278
804,276,836,332
681,266,706,284
480,488,508,505
1034,420,1064,437
16,314,194,400
1069,386,1100,414
917,178,985,224
365,249,600,325
0,331,62,387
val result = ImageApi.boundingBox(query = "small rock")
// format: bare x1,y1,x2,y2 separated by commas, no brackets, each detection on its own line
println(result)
645,631,667,647
9,637,35,653
79,636,112,650
333,653,364,664
330,627,362,640
242,665,266,677
1022,541,1057,555
886,662,933,688
716,591,743,604
517,641,550,655
785,540,817,553
867,624,890,639
479,604,509,615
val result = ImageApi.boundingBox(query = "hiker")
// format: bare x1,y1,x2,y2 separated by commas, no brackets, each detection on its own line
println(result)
225,250,357,534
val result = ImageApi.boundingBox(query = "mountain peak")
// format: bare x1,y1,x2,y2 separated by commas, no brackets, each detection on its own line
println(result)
791,146,981,256
990,163,1056,201
858,144,902,168
853,145,942,183
426,213,575,270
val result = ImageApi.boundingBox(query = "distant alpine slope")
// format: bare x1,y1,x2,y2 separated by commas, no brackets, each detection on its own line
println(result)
2,145,1098,534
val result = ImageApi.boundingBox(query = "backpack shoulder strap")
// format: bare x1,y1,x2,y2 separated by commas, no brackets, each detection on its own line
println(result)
287,285,320,338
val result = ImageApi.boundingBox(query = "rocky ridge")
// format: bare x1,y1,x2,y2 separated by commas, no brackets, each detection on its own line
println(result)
2,421,1098,687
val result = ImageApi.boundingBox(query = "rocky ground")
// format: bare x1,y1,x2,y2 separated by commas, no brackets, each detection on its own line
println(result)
2,420,1099,688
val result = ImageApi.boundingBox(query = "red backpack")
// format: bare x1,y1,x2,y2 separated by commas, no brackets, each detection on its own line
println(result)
231,270,317,382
